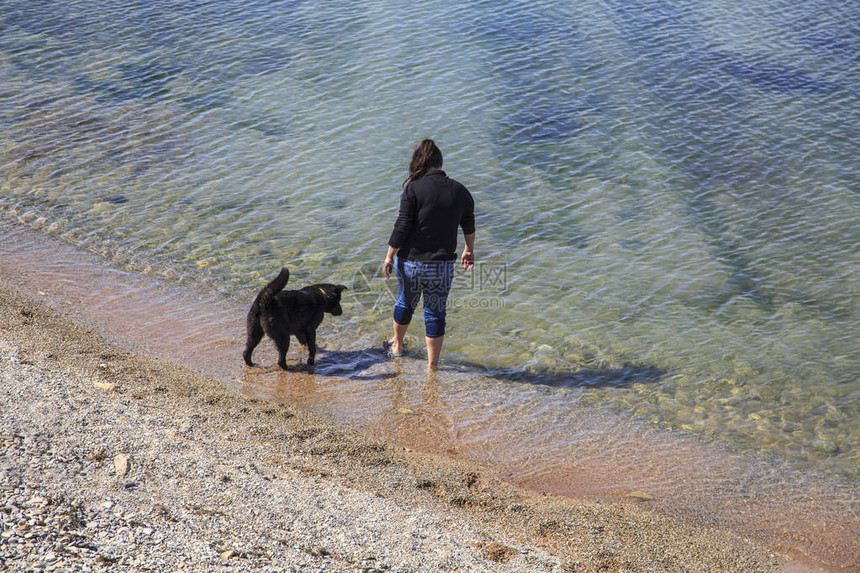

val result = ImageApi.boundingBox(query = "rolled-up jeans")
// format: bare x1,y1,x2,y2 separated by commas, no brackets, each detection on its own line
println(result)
393,257,455,338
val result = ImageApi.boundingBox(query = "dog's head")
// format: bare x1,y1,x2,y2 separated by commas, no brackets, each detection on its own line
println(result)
317,284,348,316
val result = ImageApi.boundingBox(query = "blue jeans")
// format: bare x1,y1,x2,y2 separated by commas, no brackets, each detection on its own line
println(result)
393,257,455,338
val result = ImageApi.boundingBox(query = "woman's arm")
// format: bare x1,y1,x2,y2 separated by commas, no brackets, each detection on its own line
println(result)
382,245,399,279
460,185,475,271
387,190,415,250
384,189,415,278
461,232,475,270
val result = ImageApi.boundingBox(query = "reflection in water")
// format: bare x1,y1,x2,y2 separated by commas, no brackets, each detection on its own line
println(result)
381,370,459,454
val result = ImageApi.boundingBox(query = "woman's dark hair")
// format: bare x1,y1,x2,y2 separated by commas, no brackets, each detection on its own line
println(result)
403,139,443,188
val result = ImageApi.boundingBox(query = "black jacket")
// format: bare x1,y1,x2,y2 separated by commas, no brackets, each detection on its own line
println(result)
388,169,475,261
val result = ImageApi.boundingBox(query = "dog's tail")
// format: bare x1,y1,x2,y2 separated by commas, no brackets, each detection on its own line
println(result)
254,267,290,309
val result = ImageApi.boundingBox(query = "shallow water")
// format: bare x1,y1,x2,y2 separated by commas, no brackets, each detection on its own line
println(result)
1,0,858,566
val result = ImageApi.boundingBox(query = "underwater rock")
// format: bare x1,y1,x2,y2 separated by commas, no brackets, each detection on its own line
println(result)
812,439,840,455
707,52,841,94
179,91,232,111
569,234,589,248
321,253,342,268
233,116,289,137
118,62,182,92
501,108,583,142
74,61,182,102
619,238,645,251
800,27,860,60
613,209,640,222
241,48,292,76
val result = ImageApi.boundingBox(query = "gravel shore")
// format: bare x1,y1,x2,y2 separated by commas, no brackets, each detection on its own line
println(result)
0,282,783,572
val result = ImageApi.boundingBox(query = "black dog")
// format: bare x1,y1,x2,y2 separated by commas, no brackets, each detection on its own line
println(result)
243,267,347,370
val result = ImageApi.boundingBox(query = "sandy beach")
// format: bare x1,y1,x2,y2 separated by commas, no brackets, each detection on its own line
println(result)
0,277,810,572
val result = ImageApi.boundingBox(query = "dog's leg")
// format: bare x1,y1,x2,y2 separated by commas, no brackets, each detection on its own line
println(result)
243,319,265,367
305,330,317,367
275,336,290,371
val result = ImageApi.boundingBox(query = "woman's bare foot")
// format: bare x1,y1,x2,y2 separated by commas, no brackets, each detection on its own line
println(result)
425,335,443,371
388,320,409,357
386,338,404,357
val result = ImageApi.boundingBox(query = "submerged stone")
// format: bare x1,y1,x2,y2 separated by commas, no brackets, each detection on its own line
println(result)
705,51,841,94
241,48,292,76
801,27,860,59
501,106,584,142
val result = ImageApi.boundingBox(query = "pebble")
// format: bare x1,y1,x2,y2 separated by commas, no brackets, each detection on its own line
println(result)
0,339,553,572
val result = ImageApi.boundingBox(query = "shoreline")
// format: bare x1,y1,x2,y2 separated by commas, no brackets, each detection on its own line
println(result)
0,269,799,571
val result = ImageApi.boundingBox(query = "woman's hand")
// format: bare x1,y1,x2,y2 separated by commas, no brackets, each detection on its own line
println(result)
382,246,399,278
461,249,474,271
382,256,395,279
461,232,475,271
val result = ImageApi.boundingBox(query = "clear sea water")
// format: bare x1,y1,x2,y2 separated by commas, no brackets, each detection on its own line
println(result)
1,0,858,565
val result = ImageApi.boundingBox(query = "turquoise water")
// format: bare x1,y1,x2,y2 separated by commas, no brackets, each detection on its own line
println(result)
1,0,858,488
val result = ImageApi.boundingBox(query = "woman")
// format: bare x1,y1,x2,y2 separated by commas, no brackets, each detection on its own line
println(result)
382,139,475,372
